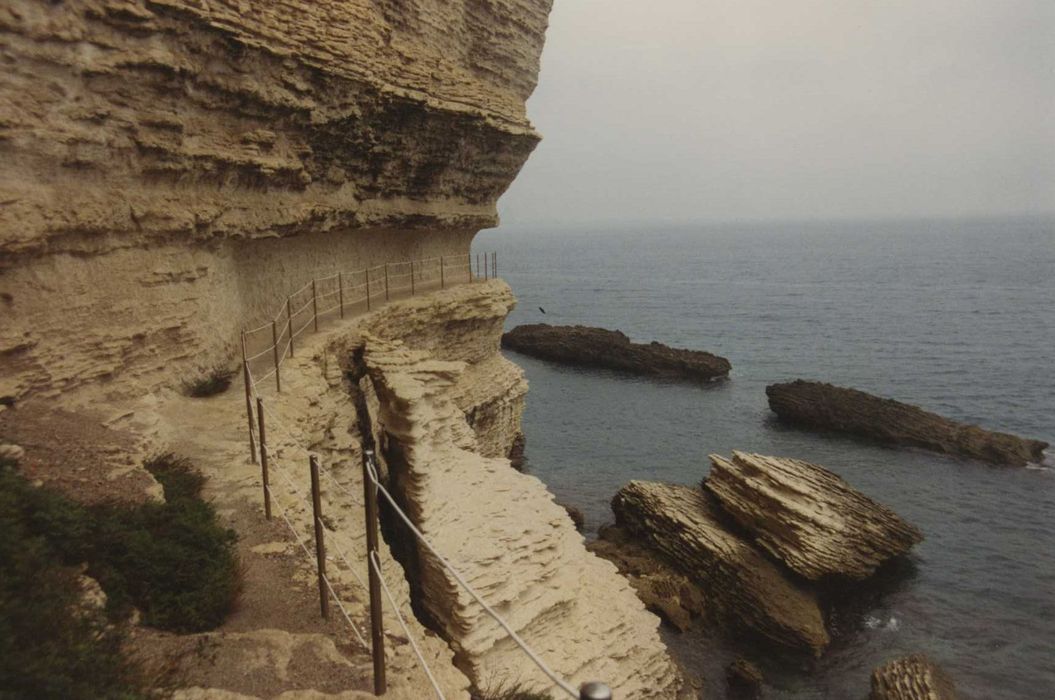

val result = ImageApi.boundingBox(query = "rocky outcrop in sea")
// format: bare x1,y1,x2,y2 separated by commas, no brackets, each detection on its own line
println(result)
766,380,1048,466
501,324,731,381
870,654,958,700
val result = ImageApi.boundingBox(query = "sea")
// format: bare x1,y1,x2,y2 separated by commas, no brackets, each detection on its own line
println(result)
473,216,1055,699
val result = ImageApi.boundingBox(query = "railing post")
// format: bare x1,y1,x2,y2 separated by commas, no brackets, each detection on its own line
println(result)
271,320,282,393
410,261,415,296
476,253,480,279
579,682,612,700
286,297,295,358
338,272,345,319
240,331,257,464
493,251,497,278
484,251,489,279
440,256,445,289
467,253,472,282
256,397,271,520
362,450,387,695
365,268,372,311
311,278,319,332
309,455,330,619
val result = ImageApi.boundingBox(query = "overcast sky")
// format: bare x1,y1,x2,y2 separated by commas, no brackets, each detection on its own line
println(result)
497,0,1055,228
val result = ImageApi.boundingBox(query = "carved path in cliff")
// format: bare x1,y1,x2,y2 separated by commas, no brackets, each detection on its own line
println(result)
767,380,1048,466
502,324,731,382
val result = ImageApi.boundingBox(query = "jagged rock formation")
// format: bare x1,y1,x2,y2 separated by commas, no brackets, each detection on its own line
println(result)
502,324,731,381
725,658,764,700
870,654,957,700
706,451,923,580
361,329,684,697
0,0,552,402
767,380,1048,467
612,481,830,655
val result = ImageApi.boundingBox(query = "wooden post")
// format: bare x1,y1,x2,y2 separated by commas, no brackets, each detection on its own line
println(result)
309,455,330,619
362,450,387,694
410,261,415,296
271,320,282,393
241,331,257,464
286,297,295,357
365,268,371,311
440,256,445,289
338,272,345,319
311,279,319,332
256,397,271,520
384,264,390,301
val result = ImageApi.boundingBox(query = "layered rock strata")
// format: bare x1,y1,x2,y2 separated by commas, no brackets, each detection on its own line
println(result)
870,654,957,700
502,324,731,381
362,333,684,697
611,480,830,655
706,451,923,580
0,0,552,403
767,380,1048,467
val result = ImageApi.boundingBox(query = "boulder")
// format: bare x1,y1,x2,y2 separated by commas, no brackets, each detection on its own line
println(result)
767,380,1048,467
870,654,957,700
502,324,731,381
611,481,830,655
706,451,923,581
725,658,764,699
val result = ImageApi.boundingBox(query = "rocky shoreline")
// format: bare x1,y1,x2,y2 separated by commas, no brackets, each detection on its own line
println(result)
767,380,1048,467
501,324,731,381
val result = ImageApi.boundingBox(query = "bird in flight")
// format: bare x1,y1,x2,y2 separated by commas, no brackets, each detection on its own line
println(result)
539,306,546,314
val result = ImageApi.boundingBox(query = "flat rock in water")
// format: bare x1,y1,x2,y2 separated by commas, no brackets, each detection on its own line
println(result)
706,451,923,581
870,654,957,700
501,324,731,381
766,380,1048,467
612,481,830,655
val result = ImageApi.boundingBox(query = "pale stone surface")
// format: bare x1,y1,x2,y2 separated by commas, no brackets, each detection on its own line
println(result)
870,654,957,700
362,333,684,697
706,451,923,581
612,480,830,656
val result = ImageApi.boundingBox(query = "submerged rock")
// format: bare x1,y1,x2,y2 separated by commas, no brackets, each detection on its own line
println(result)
706,451,923,581
870,654,957,700
611,481,830,655
502,324,731,381
766,380,1048,467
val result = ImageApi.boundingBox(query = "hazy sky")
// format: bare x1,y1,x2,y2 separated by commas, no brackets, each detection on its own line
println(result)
497,0,1055,227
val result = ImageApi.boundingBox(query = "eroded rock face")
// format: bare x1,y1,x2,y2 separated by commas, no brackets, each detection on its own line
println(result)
612,481,830,655
0,0,552,402
870,654,957,700
767,380,1048,467
502,324,731,381
706,451,923,581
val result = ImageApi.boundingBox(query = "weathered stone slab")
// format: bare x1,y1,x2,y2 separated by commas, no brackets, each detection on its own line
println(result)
870,654,957,700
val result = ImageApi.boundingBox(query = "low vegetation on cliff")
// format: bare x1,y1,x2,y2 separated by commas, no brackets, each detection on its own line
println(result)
0,452,240,696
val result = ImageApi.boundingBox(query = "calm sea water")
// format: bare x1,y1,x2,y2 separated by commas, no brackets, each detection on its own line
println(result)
474,217,1055,699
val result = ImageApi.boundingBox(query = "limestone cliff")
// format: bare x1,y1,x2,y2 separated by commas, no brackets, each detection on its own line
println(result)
0,0,551,402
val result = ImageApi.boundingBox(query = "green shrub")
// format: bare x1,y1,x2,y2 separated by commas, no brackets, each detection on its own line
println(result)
182,365,236,398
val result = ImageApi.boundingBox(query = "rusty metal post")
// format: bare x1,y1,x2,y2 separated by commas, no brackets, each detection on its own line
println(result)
467,253,472,282
271,320,282,393
240,331,257,464
338,272,345,319
256,397,271,520
484,251,489,279
476,253,480,279
362,450,386,694
440,256,445,289
384,264,390,301
286,297,295,357
309,455,330,619
410,260,415,296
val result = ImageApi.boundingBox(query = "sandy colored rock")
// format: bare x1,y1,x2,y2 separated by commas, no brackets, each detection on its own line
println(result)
363,334,684,697
612,481,830,655
767,380,1048,467
502,324,731,381
870,654,957,700
706,451,923,581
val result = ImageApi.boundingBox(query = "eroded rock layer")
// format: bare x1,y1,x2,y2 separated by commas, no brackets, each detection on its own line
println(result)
361,329,683,697
502,324,731,381
706,451,923,581
870,654,957,700
612,481,830,655
767,380,1048,467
